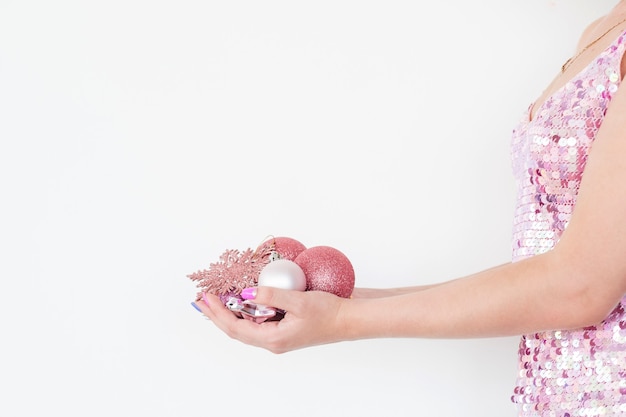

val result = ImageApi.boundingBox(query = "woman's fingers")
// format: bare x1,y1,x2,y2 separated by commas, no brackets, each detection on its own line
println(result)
192,288,347,353
193,292,282,350
246,286,304,314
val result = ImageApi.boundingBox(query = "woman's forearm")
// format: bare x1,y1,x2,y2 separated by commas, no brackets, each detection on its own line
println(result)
339,252,623,340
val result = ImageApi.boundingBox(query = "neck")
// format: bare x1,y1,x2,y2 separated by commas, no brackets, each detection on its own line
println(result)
614,1,626,14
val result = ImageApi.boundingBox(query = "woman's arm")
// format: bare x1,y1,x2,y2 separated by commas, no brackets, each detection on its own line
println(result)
197,70,626,354
346,80,626,340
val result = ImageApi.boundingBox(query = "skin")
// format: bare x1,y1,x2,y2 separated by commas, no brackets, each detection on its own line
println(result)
196,2,626,354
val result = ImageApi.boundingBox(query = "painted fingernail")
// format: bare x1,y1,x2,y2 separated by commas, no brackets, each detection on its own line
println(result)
202,292,210,306
241,287,257,300
191,302,202,312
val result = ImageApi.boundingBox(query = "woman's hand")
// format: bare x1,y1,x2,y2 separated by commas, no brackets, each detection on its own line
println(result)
194,284,456,352
195,287,349,354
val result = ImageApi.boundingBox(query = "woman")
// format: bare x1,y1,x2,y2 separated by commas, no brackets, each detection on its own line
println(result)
194,1,626,415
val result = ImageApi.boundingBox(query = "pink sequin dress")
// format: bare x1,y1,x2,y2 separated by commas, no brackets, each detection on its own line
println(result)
510,31,626,416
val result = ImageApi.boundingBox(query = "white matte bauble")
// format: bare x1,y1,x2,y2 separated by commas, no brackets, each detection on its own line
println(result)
258,259,307,291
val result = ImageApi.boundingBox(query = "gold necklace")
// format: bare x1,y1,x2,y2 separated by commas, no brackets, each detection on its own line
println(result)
562,16,626,73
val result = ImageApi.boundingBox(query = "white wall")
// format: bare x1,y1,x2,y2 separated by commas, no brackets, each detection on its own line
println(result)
0,0,617,416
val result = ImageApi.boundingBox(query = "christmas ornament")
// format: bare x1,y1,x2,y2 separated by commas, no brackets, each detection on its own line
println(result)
186,236,305,302
255,236,307,261
258,259,307,291
239,259,307,323
187,236,355,322
294,246,355,298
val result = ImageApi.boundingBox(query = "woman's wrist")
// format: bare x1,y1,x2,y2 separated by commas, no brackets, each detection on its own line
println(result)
336,297,384,341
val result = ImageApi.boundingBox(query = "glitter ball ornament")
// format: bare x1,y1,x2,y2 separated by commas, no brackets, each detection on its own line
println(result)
294,246,355,298
258,259,307,291
256,236,307,261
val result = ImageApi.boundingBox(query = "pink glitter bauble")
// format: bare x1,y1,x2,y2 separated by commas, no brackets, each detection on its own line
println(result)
294,246,355,298
256,236,307,261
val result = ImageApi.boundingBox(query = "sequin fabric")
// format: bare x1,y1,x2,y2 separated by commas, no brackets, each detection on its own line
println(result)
510,31,626,416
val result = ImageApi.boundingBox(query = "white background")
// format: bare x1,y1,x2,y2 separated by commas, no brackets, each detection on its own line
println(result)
0,0,618,416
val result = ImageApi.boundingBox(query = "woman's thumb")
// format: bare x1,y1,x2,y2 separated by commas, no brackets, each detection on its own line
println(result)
244,286,300,312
